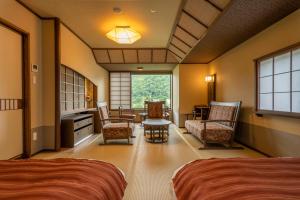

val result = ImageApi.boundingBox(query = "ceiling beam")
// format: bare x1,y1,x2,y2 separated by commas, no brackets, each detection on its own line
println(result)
182,9,208,29
204,0,223,12
170,42,187,54
177,24,199,40
121,49,125,63
164,49,168,63
106,50,111,64
172,34,192,48
136,50,140,63
168,49,183,60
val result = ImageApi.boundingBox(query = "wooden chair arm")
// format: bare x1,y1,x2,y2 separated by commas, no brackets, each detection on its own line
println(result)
202,120,236,123
100,118,133,122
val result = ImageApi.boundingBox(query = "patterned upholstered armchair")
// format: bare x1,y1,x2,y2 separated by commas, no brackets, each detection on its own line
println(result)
118,106,136,121
185,101,241,149
147,101,165,119
144,101,169,119
97,102,135,144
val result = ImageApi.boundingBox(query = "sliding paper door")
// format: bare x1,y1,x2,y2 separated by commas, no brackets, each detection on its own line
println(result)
0,25,23,159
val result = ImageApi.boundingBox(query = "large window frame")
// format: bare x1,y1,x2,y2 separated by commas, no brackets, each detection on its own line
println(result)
255,42,300,118
109,71,173,110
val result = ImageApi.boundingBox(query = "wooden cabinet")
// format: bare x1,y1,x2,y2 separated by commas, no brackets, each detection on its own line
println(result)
61,114,94,147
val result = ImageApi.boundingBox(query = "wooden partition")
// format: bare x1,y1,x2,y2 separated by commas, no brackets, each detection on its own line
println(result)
60,64,97,115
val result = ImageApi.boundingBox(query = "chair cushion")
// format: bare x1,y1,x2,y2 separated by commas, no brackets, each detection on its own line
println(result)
120,114,136,120
103,122,135,138
208,105,236,127
185,120,233,142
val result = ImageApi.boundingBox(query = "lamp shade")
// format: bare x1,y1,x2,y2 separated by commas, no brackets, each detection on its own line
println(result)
205,75,215,82
106,26,141,44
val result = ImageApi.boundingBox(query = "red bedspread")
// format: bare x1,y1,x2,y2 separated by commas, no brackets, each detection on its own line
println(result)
0,158,127,200
173,157,300,200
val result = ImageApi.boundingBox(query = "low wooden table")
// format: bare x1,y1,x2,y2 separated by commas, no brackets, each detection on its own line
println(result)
142,119,171,143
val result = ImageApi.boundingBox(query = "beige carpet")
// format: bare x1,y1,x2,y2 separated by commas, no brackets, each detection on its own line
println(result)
33,125,264,200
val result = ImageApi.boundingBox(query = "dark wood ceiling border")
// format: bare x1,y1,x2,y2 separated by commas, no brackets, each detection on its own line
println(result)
16,0,43,18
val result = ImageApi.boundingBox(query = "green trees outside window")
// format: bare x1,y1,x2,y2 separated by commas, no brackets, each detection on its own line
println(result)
131,74,171,109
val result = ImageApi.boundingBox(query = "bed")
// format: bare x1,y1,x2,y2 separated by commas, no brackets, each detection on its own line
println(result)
0,158,127,200
172,157,300,200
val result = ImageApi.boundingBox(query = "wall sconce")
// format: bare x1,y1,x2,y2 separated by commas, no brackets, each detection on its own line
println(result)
205,75,215,82
205,74,216,104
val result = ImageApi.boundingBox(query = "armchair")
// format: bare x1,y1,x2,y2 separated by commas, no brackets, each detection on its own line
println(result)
118,106,136,121
144,101,170,119
97,102,135,144
185,101,241,149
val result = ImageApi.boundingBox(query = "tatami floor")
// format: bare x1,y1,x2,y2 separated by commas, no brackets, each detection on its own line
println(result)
33,125,264,200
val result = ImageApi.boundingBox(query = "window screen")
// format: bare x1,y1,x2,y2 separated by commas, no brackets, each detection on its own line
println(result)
110,72,131,109
257,47,300,114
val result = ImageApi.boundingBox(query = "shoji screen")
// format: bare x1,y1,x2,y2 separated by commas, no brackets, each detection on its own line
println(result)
110,72,131,109
257,46,300,114
0,25,23,159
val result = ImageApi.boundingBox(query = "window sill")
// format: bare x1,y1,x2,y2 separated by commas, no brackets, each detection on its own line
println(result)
256,110,300,119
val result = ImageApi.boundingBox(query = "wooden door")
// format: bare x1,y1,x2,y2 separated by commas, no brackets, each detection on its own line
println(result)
0,25,24,159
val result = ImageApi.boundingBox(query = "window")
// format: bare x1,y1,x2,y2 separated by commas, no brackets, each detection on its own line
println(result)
110,72,130,109
256,45,300,117
131,74,171,109
109,72,172,110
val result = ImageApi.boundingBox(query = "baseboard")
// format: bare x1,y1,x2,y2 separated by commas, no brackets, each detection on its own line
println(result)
235,140,271,157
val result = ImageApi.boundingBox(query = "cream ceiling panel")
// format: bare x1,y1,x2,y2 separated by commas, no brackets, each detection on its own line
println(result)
184,0,220,26
152,49,167,63
178,12,207,39
108,49,123,63
94,49,110,63
123,49,137,63
21,0,182,48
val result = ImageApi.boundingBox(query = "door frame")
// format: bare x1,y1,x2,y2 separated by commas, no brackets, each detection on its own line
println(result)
0,17,31,158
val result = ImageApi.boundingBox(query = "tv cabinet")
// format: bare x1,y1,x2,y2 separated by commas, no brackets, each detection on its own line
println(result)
61,113,94,147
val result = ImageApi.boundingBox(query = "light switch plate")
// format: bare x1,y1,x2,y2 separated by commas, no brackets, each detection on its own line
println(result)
33,75,36,84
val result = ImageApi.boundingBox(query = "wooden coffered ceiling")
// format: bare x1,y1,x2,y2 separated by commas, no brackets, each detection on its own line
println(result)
183,0,300,63
18,0,300,71
93,48,178,64
166,0,231,62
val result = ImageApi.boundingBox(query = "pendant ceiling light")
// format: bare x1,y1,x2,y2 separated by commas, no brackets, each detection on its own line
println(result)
106,26,141,44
